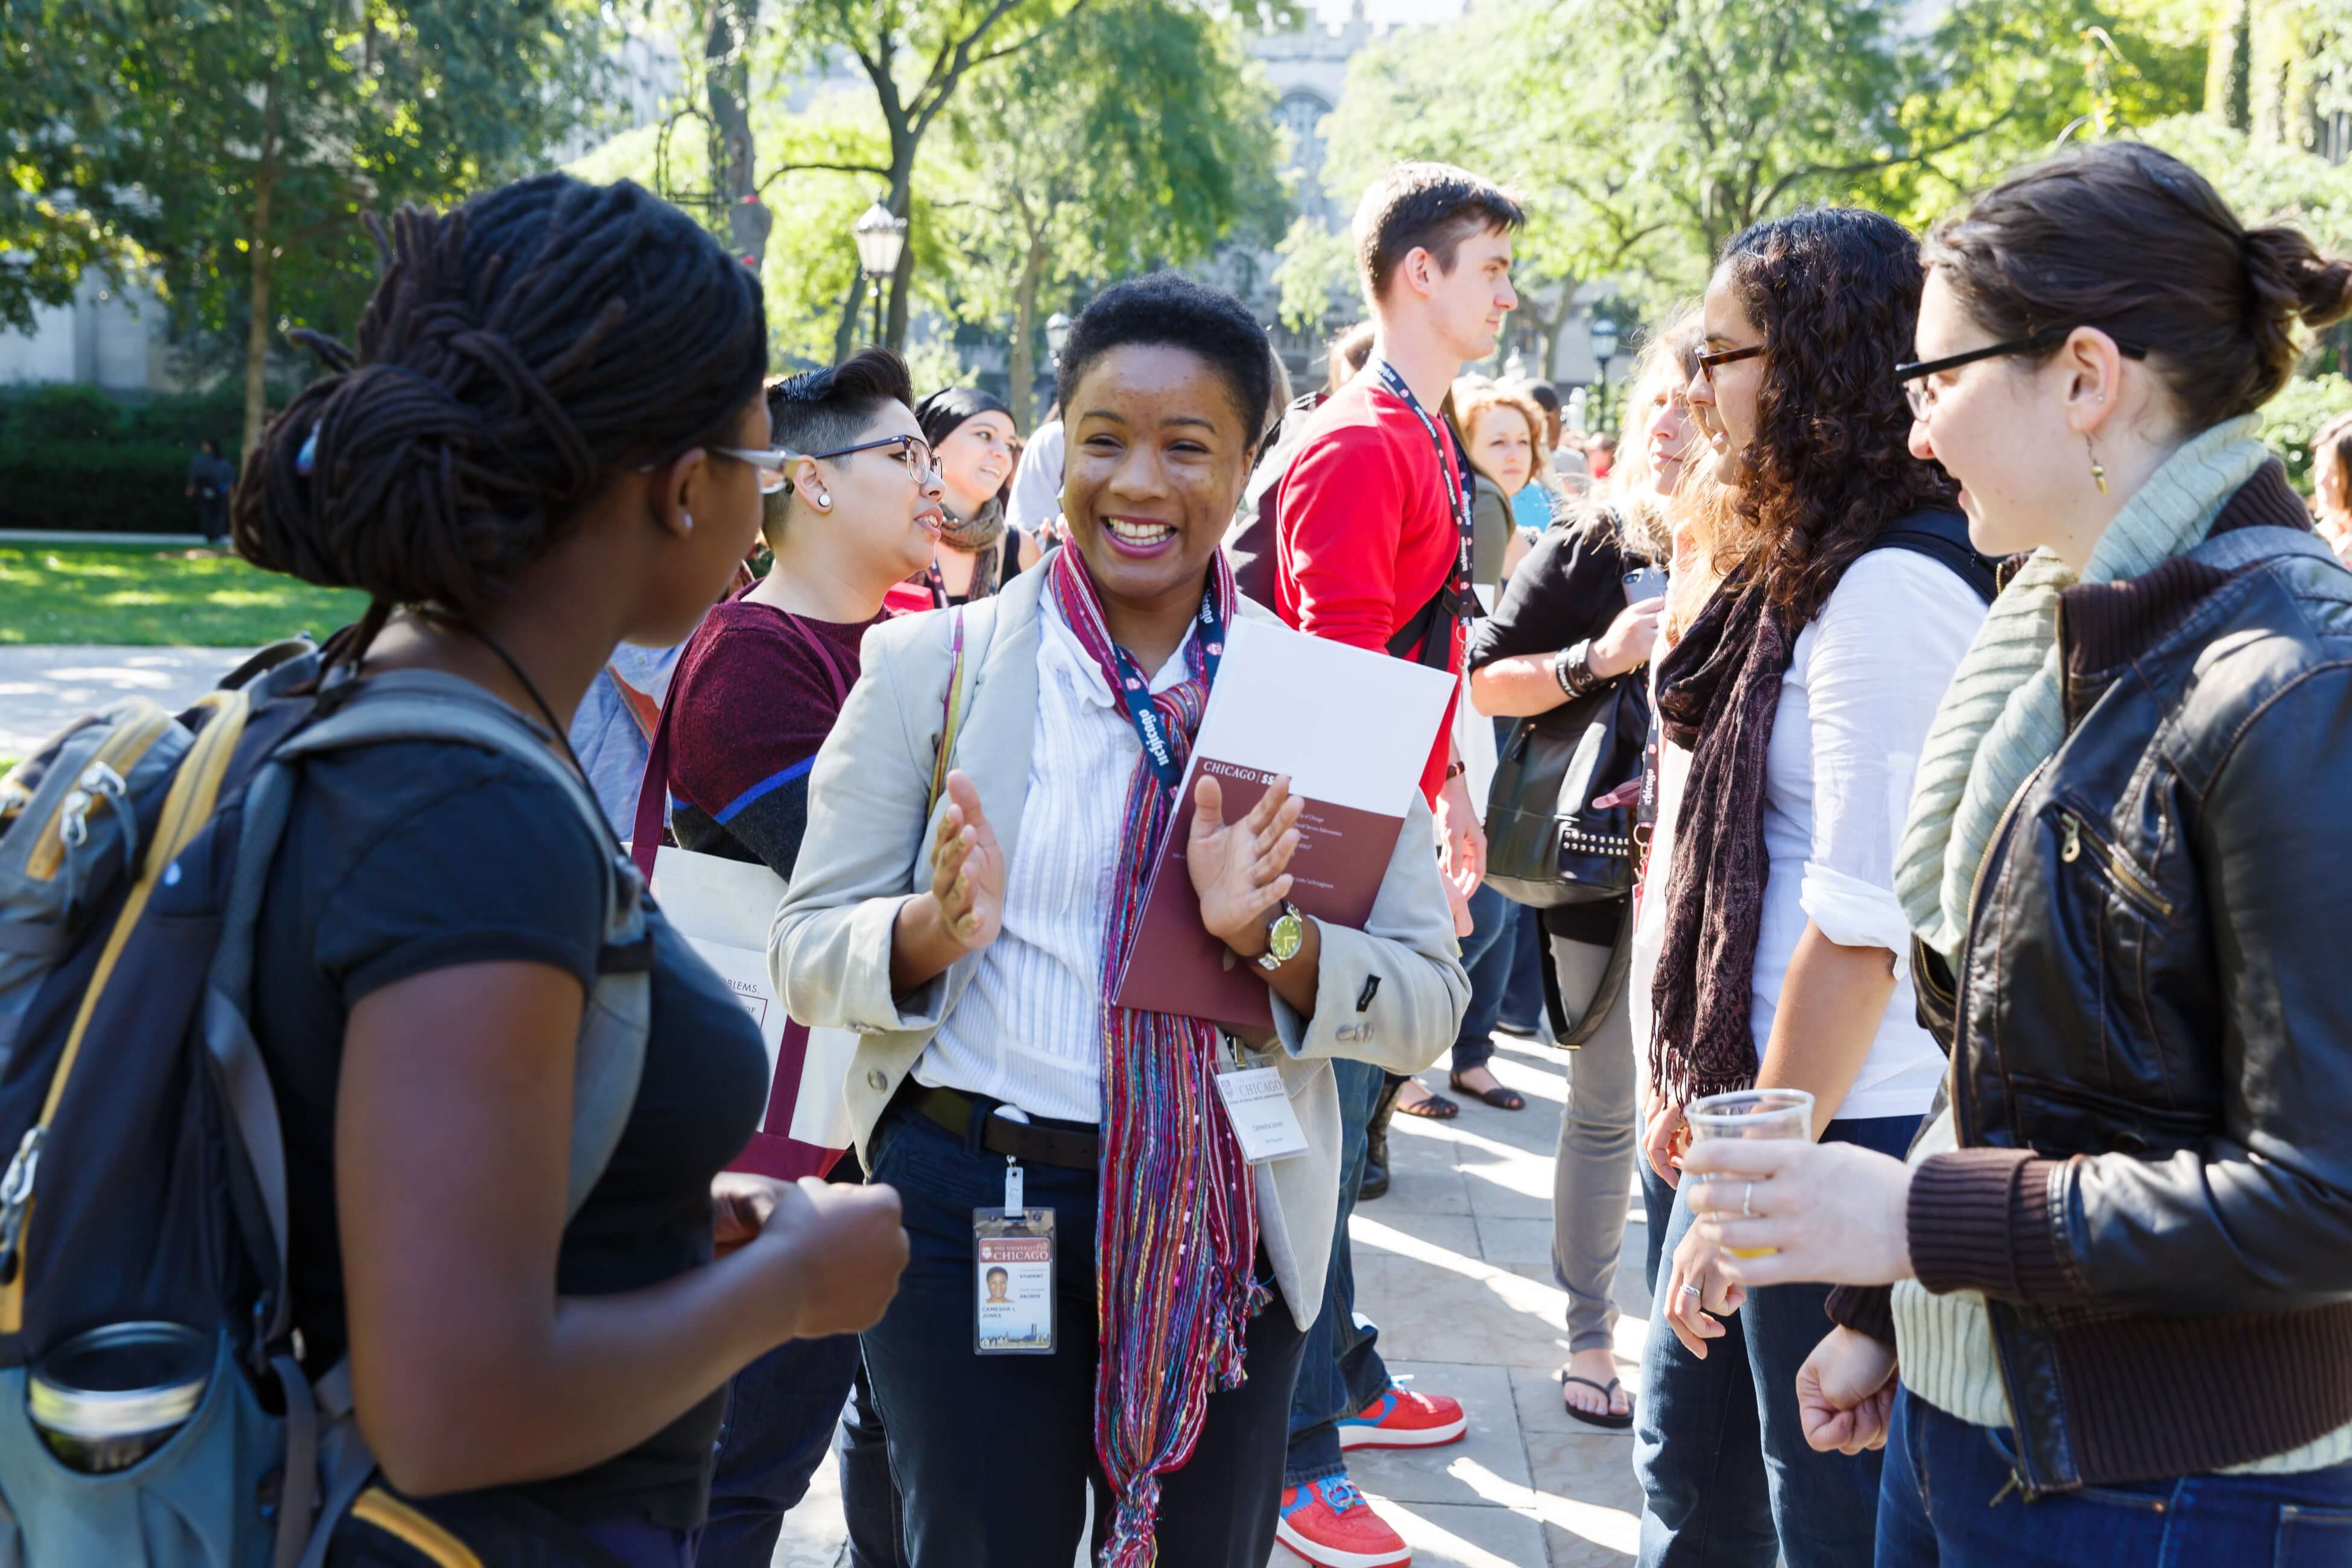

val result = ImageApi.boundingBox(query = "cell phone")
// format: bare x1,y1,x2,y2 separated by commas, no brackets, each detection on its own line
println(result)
1622,566,1668,604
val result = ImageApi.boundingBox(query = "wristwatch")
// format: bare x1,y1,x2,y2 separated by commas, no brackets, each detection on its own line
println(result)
1257,901,1307,972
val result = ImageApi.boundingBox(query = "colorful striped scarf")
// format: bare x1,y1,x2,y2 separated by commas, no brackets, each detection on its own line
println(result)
1050,545,1264,1566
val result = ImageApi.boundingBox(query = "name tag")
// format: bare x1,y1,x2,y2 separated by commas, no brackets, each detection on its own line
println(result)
974,1163,1055,1356
1213,1066,1310,1165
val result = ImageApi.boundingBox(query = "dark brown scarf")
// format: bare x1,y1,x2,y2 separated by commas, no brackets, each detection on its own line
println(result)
1648,568,1794,1107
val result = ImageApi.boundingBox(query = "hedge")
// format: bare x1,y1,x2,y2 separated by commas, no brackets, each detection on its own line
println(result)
0,442,211,534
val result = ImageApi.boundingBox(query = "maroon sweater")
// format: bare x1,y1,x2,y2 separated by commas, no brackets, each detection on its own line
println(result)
665,595,877,880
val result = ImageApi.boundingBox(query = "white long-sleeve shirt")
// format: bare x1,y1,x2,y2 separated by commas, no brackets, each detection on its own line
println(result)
1754,548,1985,1120
909,590,1195,1122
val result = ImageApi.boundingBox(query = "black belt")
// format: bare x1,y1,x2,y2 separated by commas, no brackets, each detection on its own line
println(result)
907,1083,1100,1171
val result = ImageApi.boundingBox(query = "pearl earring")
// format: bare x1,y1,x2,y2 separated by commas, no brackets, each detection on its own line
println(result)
815,491,832,509
681,510,695,531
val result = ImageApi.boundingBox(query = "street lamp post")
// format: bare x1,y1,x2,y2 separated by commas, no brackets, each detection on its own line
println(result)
1588,314,1620,432
852,195,908,347
1045,311,1073,369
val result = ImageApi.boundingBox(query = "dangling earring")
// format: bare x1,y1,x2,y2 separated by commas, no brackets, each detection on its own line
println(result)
2085,437,2108,497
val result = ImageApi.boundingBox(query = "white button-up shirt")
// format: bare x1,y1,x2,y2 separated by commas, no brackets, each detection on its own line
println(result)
909,591,1197,1124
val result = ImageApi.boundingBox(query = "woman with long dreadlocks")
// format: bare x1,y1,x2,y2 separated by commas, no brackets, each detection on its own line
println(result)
234,174,908,1564
773,272,1468,1567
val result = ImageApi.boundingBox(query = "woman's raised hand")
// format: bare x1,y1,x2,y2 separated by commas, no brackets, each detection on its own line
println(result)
929,770,1005,954
1188,772,1304,949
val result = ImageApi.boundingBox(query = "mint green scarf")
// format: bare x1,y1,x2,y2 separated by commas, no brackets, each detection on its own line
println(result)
1893,417,2271,961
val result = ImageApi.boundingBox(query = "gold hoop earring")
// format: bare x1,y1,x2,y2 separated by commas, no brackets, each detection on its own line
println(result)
2085,437,2108,496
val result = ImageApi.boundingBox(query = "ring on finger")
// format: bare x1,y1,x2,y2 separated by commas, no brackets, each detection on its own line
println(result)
1742,1181,1756,1218
1678,1282,1702,1298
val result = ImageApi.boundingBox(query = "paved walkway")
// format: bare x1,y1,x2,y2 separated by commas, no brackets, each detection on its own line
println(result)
777,1031,1652,1567
0,645,258,759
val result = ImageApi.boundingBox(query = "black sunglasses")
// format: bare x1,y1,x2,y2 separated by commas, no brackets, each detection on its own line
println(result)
1897,326,2148,418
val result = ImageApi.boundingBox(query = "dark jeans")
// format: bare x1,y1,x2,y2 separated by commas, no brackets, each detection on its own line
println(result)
1633,1112,1918,1568
699,1332,862,1568
1285,1056,1393,1486
1499,900,1546,1032
1451,879,1515,1074
836,1356,905,1568
861,1104,1307,1566
1878,1388,2352,1567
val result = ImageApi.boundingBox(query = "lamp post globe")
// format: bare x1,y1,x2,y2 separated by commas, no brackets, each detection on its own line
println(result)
1045,311,1073,365
853,195,908,344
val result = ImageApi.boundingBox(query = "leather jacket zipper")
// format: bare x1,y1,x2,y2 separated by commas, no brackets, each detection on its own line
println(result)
2056,809,2173,920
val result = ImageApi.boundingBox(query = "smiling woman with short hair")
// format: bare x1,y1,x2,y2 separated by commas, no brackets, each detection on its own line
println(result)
771,272,1468,1567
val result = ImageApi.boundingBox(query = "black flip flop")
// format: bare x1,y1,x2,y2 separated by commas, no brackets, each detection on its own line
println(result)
1561,1375,1635,1430
1394,1085,1459,1119
1450,1071,1526,1111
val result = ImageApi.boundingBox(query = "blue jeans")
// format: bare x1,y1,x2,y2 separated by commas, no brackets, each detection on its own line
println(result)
1451,880,1514,1073
860,1104,1307,1566
1877,1388,2352,1566
1633,1113,1918,1568
1499,901,1546,1032
699,1333,863,1567
1285,1055,1393,1485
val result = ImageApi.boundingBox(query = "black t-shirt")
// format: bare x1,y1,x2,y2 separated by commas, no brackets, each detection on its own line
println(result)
1467,520,1637,946
251,741,768,1533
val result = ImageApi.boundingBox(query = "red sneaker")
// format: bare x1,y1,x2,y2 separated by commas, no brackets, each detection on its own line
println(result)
1336,1382,1467,1450
1277,1476,1412,1568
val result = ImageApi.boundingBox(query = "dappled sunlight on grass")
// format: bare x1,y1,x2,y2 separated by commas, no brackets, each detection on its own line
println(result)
0,545,365,646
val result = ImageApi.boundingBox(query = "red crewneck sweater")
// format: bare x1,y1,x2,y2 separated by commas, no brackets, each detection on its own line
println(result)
1272,371,1466,805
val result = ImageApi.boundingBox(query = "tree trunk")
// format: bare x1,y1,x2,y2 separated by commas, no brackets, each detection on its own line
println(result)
705,0,772,268
240,78,279,456
1007,235,1048,432
833,271,867,362
2208,0,2252,129
884,154,914,351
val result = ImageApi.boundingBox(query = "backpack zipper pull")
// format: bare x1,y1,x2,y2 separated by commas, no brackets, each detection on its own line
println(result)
2061,817,2082,864
0,1125,48,1286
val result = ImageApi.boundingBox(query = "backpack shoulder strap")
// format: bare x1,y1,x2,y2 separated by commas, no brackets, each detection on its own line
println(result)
1870,509,1999,605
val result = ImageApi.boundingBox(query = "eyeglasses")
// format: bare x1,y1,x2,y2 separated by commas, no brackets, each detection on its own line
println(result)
1896,327,2148,420
808,432,938,482
1697,343,1765,386
709,446,802,495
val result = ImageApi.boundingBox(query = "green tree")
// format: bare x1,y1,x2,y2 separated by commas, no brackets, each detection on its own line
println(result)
11,0,616,450
935,0,1283,426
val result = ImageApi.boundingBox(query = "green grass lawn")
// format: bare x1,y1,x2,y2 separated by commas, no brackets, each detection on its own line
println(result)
0,543,367,647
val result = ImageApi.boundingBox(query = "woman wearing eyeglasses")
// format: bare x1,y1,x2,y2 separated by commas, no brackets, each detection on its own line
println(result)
1676,142,2352,1568
1629,209,1993,1568
660,350,944,1566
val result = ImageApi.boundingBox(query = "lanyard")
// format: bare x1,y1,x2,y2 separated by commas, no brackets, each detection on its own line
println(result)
1105,580,1225,794
1373,359,1478,623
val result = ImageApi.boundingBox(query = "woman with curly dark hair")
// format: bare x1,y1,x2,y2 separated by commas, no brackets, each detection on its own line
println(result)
1627,208,1995,1567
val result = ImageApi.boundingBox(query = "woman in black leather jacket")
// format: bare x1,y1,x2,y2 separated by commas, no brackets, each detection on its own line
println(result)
1681,142,2352,1567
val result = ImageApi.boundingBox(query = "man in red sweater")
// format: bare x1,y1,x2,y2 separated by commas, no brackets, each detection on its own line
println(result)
1271,162,1523,1568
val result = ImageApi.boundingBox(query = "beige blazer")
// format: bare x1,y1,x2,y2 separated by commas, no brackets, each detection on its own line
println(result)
770,555,1470,1326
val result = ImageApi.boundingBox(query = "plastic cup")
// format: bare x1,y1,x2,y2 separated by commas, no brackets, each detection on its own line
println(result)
1687,1089,1813,1256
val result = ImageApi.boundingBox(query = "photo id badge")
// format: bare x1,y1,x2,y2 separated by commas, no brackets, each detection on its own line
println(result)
973,1197,1055,1356
1213,1066,1310,1165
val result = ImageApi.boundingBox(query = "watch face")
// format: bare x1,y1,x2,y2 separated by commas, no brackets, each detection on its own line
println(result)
1268,908,1304,963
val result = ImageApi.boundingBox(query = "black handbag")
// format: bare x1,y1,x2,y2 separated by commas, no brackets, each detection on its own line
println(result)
1481,674,1648,908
